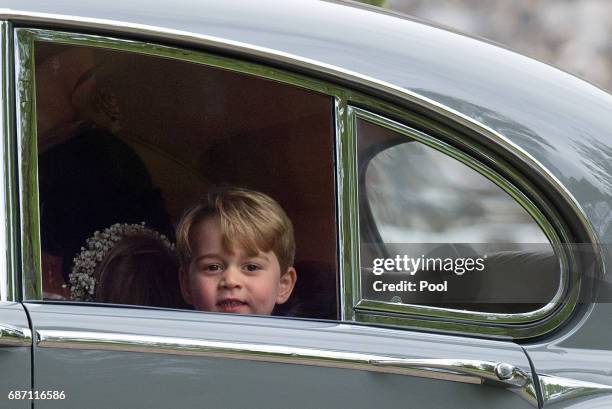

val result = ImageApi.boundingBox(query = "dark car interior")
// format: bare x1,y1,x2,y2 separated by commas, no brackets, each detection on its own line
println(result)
35,41,339,319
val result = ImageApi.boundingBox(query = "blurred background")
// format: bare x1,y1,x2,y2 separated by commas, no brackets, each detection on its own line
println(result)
356,0,612,92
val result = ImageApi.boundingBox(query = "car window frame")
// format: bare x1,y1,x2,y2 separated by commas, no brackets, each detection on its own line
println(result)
12,27,584,340
0,21,19,302
14,26,349,311
342,104,587,339
349,106,575,325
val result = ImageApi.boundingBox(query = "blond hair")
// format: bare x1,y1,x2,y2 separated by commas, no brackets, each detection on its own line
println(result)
177,187,295,273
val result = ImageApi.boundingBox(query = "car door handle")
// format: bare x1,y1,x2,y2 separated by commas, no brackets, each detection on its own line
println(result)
0,324,32,347
369,358,530,388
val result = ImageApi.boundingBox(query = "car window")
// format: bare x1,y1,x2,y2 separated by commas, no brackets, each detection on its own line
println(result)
32,40,338,318
356,116,561,315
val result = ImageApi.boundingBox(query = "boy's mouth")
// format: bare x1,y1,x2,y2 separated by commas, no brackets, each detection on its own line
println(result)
216,299,248,313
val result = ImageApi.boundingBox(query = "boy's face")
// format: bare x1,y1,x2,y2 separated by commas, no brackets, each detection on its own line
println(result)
180,216,296,315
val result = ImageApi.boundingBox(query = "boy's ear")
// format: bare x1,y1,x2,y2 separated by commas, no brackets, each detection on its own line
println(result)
178,267,193,305
276,267,297,305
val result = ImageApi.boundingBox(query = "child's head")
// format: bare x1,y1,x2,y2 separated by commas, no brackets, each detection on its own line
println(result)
94,233,186,308
177,187,297,315
69,223,186,309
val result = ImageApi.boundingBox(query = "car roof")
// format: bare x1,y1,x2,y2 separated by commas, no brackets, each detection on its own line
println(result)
6,0,612,242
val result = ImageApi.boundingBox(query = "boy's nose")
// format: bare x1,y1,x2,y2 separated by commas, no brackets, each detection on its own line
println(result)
220,266,241,288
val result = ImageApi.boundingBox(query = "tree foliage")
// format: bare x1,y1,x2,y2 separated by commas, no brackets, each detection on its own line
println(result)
354,0,387,7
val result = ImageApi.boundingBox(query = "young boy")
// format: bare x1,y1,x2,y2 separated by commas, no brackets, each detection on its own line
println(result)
177,187,297,315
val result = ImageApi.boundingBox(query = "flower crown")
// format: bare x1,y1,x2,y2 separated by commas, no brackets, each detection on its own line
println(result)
67,222,175,301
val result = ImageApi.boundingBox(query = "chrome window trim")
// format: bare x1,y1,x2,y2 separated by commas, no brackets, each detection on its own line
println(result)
334,96,349,319
14,27,40,300
1,21,21,303
35,328,538,407
13,28,590,339
0,21,16,302
2,22,22,303
335,95,360,321
349,107,573,326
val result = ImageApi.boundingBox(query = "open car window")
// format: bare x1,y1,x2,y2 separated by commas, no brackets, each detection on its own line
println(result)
33,41,338,319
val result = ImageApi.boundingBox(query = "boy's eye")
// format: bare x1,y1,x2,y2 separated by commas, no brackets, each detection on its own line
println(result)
244,264,260,272
203,263,223,273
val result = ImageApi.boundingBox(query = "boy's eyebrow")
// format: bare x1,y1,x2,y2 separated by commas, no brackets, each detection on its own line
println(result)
245,253,271,262
193,253,222,263
192,251,270,263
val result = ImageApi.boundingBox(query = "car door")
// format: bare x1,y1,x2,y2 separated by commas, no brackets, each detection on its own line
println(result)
25,302,537,409
0,303,31,409
12,26,545,409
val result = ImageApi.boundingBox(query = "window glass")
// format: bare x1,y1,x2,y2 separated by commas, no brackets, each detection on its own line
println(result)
357,118,559,314
34,41,338,319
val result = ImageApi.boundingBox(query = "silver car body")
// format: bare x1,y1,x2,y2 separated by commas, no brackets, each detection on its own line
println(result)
1,1,612,408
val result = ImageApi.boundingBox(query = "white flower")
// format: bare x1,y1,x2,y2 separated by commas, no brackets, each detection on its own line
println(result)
68,222,175,302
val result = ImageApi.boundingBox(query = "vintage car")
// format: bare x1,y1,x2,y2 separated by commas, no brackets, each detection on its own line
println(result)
1,0,612,408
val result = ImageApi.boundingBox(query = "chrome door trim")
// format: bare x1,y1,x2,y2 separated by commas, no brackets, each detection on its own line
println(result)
36,329,538,407
538,373,612,406
0,323,32,346
369,358,531,388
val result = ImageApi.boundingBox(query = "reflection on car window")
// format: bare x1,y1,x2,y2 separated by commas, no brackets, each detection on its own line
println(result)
357,118,560,314
34,42,338,319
